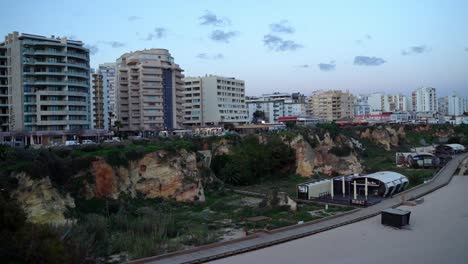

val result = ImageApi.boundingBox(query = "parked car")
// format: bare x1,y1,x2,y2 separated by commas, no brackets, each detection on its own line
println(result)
81,140,96,145
65,140,80,146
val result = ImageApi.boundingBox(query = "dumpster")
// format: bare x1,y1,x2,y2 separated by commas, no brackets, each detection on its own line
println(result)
381,208,411,228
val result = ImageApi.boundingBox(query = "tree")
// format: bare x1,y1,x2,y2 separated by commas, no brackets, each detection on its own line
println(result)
252,110,266,124
223,123,235,131
114,121,123,137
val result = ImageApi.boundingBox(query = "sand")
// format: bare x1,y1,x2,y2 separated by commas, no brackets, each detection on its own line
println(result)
210,176,468,264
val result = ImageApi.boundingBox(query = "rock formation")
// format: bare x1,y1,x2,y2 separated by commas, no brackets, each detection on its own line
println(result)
290,133,363,177
261,190,297,212
89,150,205,202
12,173,75,225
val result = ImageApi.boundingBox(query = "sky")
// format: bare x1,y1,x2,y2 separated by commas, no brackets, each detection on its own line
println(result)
2,0,468,97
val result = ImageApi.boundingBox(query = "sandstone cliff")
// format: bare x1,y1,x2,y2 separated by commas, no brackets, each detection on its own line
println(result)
290,133,363,177
358,126,405,150
12,172,75,225
11,149,209,224
89,150,205,202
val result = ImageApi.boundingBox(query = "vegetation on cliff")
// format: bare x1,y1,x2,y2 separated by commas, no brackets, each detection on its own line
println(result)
211,134,295,185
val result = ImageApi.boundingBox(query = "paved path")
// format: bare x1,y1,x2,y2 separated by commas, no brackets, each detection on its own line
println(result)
130,154,468,264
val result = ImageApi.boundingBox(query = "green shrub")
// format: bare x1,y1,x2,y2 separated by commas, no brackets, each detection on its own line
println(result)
330,146,352,157
105,150,128,167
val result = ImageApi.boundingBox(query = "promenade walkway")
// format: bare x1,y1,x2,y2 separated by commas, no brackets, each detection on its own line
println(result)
130,153,468,264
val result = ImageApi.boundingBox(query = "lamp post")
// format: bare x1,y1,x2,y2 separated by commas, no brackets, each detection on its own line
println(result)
342,176,345,198
353,181,357,200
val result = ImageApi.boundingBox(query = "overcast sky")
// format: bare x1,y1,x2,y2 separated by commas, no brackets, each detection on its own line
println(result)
2,0,468,97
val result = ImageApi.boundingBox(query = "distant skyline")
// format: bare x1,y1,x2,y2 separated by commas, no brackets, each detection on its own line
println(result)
2,0,468,97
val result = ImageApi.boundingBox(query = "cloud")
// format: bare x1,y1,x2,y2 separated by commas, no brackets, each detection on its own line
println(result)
143,27,167,40
296,64,310,68
210,30,237,43
101,41,125,48
196,53,224,60
401,45,430,55
318,61,336,71
270,20,294,34
128,16,142,21
84,44,98,55
365,34,372,40
353,56,386,66
263,34,302,51
199,11,230,26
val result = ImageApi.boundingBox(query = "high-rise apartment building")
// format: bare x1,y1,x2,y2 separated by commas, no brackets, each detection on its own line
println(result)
438,97,449,115
308,90,354,121
91,71,109,130
0,45,7,132
183,75,248,126
246,92,306,123
448,92,464,116
412,87,437,113
98,63,116,126
0,32,91,145
354,94,371,116
116,49,184,132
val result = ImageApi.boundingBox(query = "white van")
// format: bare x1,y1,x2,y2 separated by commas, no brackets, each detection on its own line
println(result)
65,140,80,146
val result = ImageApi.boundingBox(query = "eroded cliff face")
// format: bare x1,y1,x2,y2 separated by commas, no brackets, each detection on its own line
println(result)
12,173,75,225
290,133,363,177
89,150,205,202
12,149,208,224
359,126,405,150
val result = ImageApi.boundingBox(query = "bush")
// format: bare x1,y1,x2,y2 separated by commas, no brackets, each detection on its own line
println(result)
105,150,128,167
330,146,352,157
211,134,295,185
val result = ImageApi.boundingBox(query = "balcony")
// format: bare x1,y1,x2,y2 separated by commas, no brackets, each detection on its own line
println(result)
67,71,88,78
24,81,67,86
36,120,88,126
27,71,67,76
67,53,88,60
33,50,66,56
67,62,89,70
67,82,90,88
31,61,67,66
22,40,65,47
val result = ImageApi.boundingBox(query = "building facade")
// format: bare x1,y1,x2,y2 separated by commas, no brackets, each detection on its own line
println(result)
183,75,248,126
438,96,449,116
0,32,91,145
412,87,437,113
308,90,354,121
91,71,109,130
116,49,184,132
246,92,306,123
448,92,465,116
354,94,371,116
98,63,116,126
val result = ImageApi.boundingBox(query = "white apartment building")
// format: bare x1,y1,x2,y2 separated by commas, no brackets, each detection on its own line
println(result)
364,92,408,114
246,92,306,123
412,87,437,113
183,75,248,126
448,92,465,116
368,92,384,113
354,94,371,116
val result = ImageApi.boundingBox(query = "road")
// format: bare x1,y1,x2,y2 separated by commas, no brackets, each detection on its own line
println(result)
130,153,468,264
